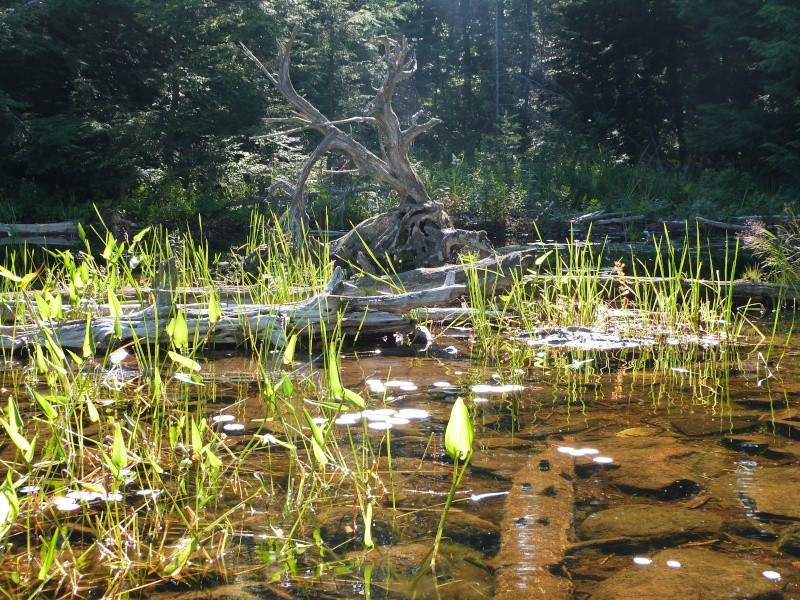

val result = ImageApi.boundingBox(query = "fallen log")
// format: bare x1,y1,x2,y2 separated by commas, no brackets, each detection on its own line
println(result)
0,221,80,247
352,249,538,293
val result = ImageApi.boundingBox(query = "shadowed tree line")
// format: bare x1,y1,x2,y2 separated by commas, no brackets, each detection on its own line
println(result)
0,0,797,230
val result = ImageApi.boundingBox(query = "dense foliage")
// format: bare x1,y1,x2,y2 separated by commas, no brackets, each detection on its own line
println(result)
1,0,797,229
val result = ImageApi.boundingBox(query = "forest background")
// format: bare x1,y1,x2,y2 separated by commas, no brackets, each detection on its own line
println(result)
1,0,798,242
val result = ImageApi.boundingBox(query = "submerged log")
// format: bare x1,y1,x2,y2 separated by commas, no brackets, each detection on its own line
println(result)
490,439,575,600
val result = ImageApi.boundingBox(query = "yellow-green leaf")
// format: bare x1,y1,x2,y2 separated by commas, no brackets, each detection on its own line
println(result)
282,334,298,366
303,408,325,447
168,350,201,372
342,388,366,409
111,421,128,471
311,438,328,467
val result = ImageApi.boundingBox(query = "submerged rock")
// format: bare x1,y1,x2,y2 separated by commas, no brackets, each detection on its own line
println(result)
344,541,493,600
572,437,704,500
589,548,787,599
778,524,800,557
740,468,800,520
579,504,724,545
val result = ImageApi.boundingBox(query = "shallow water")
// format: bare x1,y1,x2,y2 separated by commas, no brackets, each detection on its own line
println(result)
2,322,800,598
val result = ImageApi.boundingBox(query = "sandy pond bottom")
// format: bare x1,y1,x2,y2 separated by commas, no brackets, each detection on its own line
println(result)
65,333,800,599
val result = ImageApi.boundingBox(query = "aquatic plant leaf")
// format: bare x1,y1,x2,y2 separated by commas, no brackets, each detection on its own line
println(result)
534,250,553,266
310,438,328,467
363,503,374,548
0,475,19,542
168,350,201,372
85,396,100,423
303,409,325,447
444,397,473,461
30,388,58,421
162,536,198,577
131,226,151,245
166,312,189,351
279,374,293,397
111,421,128,472
107,288,122,339
326,346,344,398
34,292,51,321
82,314,94,358
342,388,366,409
0,264,21,283
191,419,203,455
282,334,298,366
207,290,221,324
173,372,204,385
38,527,62,581
204,447,223,471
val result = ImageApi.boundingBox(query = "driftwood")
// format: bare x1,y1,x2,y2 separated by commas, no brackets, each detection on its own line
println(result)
242,27,492,271
352,249,538,293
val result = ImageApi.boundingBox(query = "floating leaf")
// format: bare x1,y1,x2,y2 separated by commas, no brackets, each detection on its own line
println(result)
444,397,473,461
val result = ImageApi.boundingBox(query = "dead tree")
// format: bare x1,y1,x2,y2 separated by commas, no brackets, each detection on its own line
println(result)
241,27,492,272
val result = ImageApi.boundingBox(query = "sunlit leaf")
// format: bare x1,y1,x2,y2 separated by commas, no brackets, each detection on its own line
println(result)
30,388,58,421
326,346,344,398
279,374,293,397
111,421,128,472
85,396,100,423
107,288,122,339
0,475,20,542
303,409,325,447
168,350,201,372
173,372,204,385
0,264,21,283
204,447,222,470
310,438,328,467
166,312,189,350
34,292,51,321
363,502,374,548
282,334,298,366
0,417,32,459
342,388,366,409
444,397,473,461
82,315,95,358
534,250,553,267
131,226,151,245
207,290,221,324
